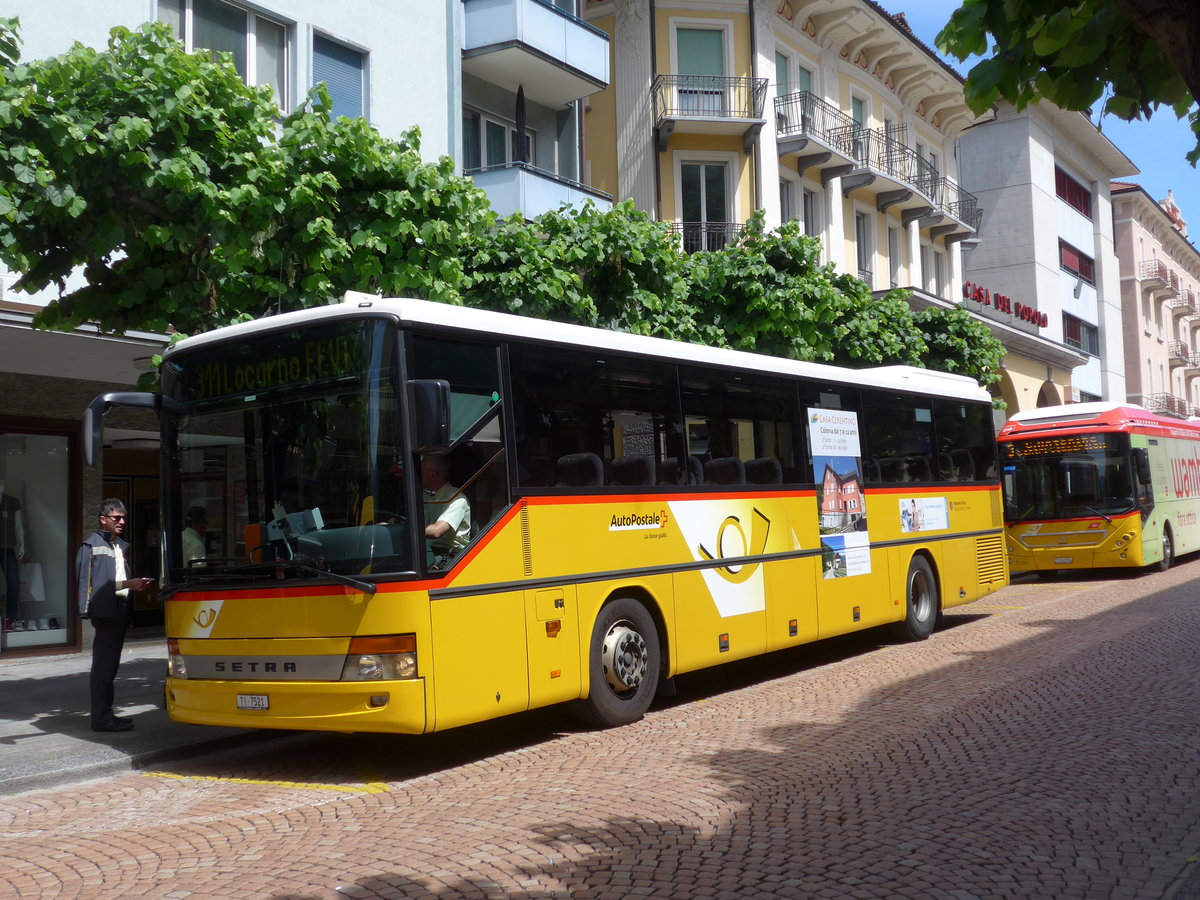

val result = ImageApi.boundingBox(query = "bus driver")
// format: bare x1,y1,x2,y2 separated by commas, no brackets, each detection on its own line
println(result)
420,455,471,563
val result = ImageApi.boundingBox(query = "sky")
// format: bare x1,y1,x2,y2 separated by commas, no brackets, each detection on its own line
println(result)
899,2,1199,229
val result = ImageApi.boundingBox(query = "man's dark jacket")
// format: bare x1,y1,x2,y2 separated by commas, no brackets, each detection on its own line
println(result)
76,530,129,619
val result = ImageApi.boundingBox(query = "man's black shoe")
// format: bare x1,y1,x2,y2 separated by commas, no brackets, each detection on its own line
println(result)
92,717,134,733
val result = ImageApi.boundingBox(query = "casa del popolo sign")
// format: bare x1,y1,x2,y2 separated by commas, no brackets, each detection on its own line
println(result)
962,281,1048,328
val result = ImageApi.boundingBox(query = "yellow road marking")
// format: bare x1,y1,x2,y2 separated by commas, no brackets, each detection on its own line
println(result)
143,771,390,793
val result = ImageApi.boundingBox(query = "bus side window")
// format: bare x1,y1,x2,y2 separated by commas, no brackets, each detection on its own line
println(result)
933,398,995,483
680,368,802,487
510,346,678,492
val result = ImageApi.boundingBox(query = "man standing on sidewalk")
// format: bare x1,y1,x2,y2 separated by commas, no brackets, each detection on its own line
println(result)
76,499,153,733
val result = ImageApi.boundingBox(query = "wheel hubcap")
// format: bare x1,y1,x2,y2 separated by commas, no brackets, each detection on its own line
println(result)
601,622,648,694
911,570,932,621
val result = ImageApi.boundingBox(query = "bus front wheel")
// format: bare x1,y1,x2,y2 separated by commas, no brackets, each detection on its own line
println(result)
571,598,660,728
1155,527,1174,573
892,555,939,642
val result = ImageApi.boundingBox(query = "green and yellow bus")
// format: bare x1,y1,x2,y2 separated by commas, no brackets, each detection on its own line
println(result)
85,293,1007,732
998,402,1200,574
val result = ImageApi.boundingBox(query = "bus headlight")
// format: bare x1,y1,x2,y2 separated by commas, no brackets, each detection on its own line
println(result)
341,634,418,681
167,638,188,679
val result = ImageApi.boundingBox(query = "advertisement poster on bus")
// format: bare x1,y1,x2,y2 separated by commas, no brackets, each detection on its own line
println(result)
899,496,948,533
808,408,871,578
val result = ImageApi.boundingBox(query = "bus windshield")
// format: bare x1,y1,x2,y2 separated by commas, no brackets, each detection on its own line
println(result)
1000,432,1138,522
159,318,411,584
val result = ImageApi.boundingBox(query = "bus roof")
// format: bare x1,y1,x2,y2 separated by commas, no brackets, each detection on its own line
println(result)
167,292,990,404
999,402,1200,439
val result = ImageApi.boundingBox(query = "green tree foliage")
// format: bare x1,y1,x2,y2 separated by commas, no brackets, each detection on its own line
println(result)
683,215,927,365
916,305,1005,394
937,0,1200,164
0,20,493,335
462,200,708,343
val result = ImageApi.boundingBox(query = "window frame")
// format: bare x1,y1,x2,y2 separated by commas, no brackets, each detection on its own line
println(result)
1055,166,1093,220
158,0,291,110
1059,240,1096,285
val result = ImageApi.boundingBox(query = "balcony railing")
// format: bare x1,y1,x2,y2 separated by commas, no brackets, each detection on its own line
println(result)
461,0,610,107
1139,259,1179,296
1170,293,1197,317
1140,392,1190,417
773,91,980,233
653,74,768,122
467,161,612,220
1169,341,1190,365
774,91,857,146
666,221,746,253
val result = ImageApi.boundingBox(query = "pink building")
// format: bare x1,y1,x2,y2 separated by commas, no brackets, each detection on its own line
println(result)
1111,184,1200,416
820,464,862,530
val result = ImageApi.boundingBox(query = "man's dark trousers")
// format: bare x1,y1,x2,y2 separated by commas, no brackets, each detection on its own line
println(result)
90,615,129,725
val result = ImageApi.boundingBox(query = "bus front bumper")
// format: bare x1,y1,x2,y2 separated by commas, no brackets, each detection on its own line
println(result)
166,677,428,734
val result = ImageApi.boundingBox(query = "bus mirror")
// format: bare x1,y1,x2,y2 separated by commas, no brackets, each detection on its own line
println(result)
82,391,161,468
409,379,451,452
1133,447,1152,485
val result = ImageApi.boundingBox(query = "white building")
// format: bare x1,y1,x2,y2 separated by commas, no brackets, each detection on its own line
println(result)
957,100,1138,412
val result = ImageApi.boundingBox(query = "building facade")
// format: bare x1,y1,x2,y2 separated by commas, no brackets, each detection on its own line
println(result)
582,0,980,301
957,100,1138,414
1111,184,1200,416
0,0,611,656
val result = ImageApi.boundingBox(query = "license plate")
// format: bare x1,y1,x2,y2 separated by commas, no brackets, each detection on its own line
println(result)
236,694,269,710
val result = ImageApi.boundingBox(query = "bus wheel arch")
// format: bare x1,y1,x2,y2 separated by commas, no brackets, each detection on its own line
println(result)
571,593,663,728
892,552,940,642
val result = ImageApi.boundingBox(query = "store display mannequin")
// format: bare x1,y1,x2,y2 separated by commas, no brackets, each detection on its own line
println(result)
0,481,27,627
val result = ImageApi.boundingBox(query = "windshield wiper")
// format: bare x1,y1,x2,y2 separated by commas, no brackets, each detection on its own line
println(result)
287,557,377,595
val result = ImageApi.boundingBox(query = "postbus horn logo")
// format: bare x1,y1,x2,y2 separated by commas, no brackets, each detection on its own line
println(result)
697,508,771,584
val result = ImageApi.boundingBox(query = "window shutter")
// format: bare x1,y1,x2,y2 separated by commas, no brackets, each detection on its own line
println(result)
313,35,364,120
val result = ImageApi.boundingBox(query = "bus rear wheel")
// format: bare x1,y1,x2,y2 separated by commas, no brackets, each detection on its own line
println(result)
892,555,939,642
571,598,660,728
1154,527,1174,572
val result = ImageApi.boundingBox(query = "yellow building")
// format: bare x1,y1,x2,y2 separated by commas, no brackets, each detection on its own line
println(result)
583,0,1090,422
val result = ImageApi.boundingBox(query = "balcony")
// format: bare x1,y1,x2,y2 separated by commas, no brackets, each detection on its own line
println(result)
653,75,768,152
462,0,609,109
1138,259,1179,298
468,161,612,220
1186,354,1200,378
1140,392,1190,417
665,221,746,253
774,92,980,236
1169,340,1191,367
774,91,860,174
1175,290,1199,317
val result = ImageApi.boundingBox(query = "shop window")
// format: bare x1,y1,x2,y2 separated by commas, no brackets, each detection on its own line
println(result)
1,430,74,651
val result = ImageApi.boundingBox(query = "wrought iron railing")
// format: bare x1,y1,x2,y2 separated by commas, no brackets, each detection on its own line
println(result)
652,75,768,123
1169,340,1190,363
773,91,856,144
666,221,746,253
1139,259,1178,291
1141,392,1190,417
1170,294,1196,316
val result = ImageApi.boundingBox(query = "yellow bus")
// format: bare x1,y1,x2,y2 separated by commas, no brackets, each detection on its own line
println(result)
85,293,1007,732
998,402,1200,574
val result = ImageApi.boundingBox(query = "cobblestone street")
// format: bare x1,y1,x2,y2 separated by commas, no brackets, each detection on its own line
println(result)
2,562,1199,899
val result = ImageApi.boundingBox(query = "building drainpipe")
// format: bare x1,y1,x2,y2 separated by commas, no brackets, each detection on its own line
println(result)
650,0,661,220
749,0,761,213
